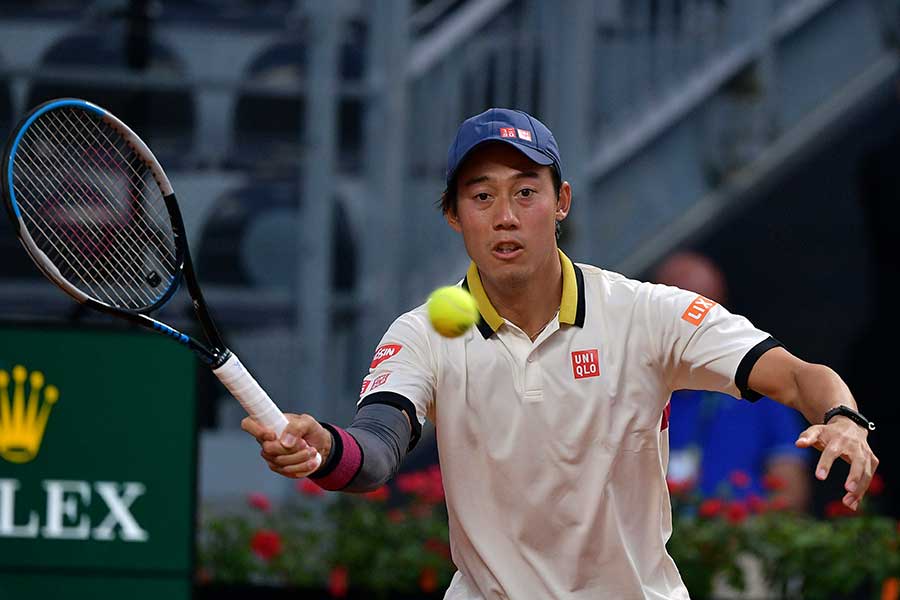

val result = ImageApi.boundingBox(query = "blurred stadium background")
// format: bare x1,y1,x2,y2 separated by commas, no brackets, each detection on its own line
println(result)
1,0,899,598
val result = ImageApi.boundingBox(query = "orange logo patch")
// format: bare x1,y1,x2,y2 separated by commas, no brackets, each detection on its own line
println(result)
681,295,717,326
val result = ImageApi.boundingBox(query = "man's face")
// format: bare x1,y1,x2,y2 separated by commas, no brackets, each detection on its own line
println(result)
447,142,570,288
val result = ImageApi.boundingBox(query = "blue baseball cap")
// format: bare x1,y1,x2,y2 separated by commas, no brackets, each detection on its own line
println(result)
446,108,562,185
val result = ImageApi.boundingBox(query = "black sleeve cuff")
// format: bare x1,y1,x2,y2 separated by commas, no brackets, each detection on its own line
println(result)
308,422,343,480
358,391,422,451
735,336,784,401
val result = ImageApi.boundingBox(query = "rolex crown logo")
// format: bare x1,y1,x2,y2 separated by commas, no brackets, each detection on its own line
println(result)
0,365,59,464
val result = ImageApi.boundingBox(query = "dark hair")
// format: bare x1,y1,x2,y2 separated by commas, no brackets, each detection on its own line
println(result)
439,167,562,216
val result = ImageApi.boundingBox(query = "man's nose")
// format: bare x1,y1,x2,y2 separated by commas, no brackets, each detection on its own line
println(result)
493,196,519,229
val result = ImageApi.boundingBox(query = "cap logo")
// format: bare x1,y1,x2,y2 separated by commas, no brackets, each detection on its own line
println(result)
516,129,532,142
499,127,516,138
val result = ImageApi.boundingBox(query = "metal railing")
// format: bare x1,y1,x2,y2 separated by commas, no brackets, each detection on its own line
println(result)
0,2,893,496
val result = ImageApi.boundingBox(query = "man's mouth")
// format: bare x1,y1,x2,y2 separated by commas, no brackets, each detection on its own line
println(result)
492,242,523,258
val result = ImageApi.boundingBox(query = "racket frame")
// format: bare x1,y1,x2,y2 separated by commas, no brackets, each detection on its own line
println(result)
2,98,228,367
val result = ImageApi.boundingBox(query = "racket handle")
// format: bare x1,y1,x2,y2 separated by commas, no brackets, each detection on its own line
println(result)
213,353,322,469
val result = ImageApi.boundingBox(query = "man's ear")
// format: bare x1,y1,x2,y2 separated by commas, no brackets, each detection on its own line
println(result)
556,181,572,222
446,208,462,233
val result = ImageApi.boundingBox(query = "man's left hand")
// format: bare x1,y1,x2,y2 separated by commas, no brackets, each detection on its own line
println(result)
796,417,879,511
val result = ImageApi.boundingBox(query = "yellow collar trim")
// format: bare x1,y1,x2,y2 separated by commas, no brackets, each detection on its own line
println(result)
558,249,579,325
465,249,580,333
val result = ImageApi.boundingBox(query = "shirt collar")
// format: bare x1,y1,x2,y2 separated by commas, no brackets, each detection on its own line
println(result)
462,249,586,339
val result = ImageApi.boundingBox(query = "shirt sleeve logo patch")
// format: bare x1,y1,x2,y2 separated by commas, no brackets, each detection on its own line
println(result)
681,295,717,326
370,344,402,369
360,378,372,397
571,349,600,379
371,372,391,391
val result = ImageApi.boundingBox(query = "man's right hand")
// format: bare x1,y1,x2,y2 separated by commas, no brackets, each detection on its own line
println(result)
241,413,332,479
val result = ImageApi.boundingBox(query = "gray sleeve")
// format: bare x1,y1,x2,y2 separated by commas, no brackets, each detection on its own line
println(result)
312,402,412,492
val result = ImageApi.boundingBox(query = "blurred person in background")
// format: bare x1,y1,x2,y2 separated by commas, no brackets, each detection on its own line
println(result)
654,251,811,511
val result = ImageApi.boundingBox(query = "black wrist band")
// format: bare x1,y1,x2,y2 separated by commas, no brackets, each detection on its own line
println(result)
823,405,875,431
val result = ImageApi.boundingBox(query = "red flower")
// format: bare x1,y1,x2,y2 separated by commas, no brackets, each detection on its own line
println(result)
387,509,406,523
329,565,348,598
247,492,271,512
699,499,723,518
363,486,390,502
250,529,282,560
825,500,856,519
297,478,325,497
725,500,749,524
424,537,451,559
397,471,426,494
419,566,439,593
746,493,766,515
762,474,786,491
868,473,885,496
398,465,445,504
195,567,212,584
767,497,789,512
666,478,693,496
729,470,751,489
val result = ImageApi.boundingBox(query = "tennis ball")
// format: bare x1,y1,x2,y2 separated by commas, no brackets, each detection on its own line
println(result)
427,286,479,338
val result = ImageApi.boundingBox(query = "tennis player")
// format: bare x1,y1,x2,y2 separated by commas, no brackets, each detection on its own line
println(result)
242,108,879,599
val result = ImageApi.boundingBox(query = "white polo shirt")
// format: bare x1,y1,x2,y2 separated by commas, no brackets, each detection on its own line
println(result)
359,250,776,600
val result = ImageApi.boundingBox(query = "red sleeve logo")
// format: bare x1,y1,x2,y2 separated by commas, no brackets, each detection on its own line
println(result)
360,378,372,397
371,372,391,391
681,295,716,326
370,344,402,368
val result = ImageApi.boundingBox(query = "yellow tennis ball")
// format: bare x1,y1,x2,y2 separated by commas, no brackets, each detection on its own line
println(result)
427,286,479,338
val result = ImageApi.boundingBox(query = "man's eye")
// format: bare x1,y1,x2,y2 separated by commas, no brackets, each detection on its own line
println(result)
520,189,533,197
475,193,490,201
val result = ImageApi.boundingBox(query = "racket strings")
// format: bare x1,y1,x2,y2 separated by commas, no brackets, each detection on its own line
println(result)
12,141,152,308
50,110,176,269
14,160,158,309
12,107,178,310
40,113,176,285
62,109,176,253
14,134,162,309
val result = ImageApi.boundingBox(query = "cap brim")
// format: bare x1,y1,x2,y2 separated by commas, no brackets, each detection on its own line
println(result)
448,138,556,184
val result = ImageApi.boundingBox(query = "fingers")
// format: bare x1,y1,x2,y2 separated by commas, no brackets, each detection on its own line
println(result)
262,447,322,478
808,421,880,511
241,416,276,443
254,413,324,479
795,425,825,450
279,414,316,450
264,445,318,467
814,440,842,481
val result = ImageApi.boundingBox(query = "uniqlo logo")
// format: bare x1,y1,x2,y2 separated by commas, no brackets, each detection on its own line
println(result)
370,344,402,368
681,295,717,326
571,349,600,379
499,127,516,138
371,372,391,390
516,128,532,142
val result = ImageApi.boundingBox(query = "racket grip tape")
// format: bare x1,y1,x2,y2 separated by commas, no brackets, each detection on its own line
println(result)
212,354,322,469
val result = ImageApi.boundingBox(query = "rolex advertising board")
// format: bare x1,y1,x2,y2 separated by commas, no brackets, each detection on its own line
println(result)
0,325,195,599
